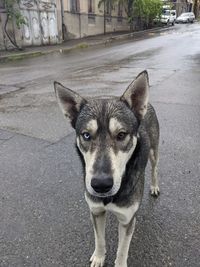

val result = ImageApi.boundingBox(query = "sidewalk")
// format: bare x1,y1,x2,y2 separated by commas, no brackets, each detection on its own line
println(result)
0,26,172,62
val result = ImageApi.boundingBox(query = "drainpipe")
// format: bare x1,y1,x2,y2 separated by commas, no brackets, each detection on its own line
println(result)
79,12,81,38
60,0,65,41
104,0,106,35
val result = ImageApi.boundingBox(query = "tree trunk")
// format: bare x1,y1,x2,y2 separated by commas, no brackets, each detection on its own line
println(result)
4,14,22,50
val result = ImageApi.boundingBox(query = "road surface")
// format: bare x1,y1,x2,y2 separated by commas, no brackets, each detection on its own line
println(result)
0,23,200,267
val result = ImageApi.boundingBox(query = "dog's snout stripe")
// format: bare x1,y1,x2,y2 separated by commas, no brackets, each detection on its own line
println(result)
93,150,112,175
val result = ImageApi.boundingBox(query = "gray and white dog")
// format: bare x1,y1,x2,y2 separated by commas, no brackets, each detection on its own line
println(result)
54,70,159,267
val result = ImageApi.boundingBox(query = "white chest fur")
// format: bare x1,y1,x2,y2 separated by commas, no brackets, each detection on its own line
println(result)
85,193,139,225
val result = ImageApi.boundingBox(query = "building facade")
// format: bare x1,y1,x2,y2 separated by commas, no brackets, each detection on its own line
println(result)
62,0,129,39
175,0,193,16
0,0,129,50
163,0,196,16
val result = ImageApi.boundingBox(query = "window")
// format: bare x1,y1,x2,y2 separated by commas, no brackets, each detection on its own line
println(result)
106,1,111,15
118,3,123,17
0,0,5,9
70,0,80,13
105,0,112,23
88,0,94,13
118,2,123,22
88,0,95,23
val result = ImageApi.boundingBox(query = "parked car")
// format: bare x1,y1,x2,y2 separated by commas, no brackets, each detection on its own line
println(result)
161,10,177,26
176,12,195,23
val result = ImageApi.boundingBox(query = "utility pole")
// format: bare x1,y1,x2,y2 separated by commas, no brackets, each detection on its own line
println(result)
104,0,106,35
60,0,65,41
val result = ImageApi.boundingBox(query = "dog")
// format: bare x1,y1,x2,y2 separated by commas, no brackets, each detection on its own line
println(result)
54,70,159,267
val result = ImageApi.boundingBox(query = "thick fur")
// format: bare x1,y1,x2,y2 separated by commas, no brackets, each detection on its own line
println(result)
54,70,160,267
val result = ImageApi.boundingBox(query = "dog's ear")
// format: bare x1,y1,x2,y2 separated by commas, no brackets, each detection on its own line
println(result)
54,81,86,128
120,70,149,120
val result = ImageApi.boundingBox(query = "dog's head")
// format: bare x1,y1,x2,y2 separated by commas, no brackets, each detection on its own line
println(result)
54,71,149,198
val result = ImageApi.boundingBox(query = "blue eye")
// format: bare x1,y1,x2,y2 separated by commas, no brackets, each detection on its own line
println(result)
82,132,91,141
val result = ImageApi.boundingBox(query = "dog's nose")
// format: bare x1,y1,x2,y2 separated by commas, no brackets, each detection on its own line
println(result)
91,176,113,193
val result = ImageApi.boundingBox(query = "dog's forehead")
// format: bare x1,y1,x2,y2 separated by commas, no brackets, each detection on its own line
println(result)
84,98,130,119
76,98,137,132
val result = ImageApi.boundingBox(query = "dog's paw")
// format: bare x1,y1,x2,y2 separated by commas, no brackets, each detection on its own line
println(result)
151,185,160,197
90,252,105,267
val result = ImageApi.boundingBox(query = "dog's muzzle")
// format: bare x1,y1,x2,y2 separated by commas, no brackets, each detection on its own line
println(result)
91,174,113,194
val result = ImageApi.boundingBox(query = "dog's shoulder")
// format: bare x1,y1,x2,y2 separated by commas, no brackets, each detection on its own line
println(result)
143,103,159,130
142,103,160,149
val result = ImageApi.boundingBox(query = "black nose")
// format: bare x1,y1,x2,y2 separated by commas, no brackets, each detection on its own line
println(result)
91,176,113,193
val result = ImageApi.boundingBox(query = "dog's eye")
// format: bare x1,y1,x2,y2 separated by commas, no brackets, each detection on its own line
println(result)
82,132,91,141
117,132,127,141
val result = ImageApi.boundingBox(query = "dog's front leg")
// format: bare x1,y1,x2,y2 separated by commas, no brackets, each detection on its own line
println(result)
90,211,106,267
115,216,136,267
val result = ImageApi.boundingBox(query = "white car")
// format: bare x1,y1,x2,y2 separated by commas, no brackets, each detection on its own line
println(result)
176,12,195,23
161,10,177,26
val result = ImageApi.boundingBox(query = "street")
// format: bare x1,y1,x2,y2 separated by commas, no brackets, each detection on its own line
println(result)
0,23,200,267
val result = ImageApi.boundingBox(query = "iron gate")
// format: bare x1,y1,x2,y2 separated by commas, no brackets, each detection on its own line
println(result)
20,0,58,46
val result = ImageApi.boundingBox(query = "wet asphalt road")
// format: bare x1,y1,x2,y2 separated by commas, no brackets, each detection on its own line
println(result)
0,23,200,267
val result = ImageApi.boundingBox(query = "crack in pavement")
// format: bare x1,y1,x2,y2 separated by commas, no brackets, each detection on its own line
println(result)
0,84,25,97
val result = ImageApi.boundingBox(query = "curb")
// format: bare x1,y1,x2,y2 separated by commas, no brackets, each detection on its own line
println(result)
0,26,172,62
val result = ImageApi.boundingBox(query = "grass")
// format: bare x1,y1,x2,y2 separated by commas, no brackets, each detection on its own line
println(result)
0,51,43,63
75,43,89,49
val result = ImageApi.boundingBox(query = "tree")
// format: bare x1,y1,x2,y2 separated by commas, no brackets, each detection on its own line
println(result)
98,0,162,30
98,0,135,31
133,0,162,29
98,0,134,18
3,0,26,50
193,0,200,18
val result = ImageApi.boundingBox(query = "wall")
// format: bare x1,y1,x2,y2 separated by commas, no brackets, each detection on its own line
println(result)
174,0,191,16
0,10,7,50
0,0,62,50
0,0,130,50
63,0,129,39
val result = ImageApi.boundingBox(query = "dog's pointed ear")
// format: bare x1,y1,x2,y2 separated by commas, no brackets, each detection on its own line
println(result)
54,81,86,128
120,70,149,120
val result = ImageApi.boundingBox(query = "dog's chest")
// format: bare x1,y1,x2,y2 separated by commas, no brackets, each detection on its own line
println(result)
85,194,139,225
